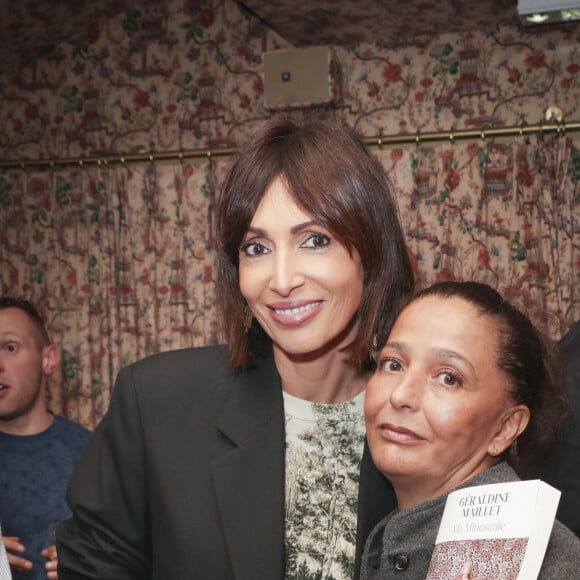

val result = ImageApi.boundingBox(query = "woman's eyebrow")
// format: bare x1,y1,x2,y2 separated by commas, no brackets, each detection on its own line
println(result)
245,220,319,237
245,226,267,236
436,348,476,373
380,341,406,354
290,220,319,234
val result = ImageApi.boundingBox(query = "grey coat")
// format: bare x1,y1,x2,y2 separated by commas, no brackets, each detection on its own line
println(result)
360,462,580,579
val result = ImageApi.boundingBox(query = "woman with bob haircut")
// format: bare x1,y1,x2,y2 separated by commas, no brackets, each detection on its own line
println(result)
361,281,580,579
57,116,414,580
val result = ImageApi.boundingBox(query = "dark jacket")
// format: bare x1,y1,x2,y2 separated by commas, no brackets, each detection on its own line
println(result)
57,345,395,579
540,320,580,537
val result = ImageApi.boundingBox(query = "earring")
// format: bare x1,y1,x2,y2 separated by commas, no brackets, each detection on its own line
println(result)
493,447,498,455
243,307,253,333
369,334,378,362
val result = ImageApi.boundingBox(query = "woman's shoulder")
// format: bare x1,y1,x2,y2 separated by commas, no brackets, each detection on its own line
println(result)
111,345,230,402
130,344,231,375
117,344,277,401
550,519,580,551
540,519,580,577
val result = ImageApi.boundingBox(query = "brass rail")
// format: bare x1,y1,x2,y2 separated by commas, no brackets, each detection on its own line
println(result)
1,120,578,170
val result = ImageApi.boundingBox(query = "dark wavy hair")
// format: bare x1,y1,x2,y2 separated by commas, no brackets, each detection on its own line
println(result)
0,296,50,350
215,116,414,368
405,281,568,478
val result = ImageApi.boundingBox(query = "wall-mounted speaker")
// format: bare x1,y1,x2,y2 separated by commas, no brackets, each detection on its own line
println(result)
263,46,334,110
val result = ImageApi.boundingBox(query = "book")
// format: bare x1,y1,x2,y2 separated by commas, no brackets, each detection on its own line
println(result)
426,479,561,580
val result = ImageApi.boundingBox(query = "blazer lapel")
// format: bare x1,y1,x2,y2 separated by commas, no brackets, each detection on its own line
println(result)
211,355,286,580
354,440,397,578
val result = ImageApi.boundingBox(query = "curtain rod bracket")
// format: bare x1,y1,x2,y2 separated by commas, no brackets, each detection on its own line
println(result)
545,106,564,124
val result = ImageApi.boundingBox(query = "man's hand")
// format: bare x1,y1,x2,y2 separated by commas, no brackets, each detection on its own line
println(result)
3,535,33,573
41,545,58,579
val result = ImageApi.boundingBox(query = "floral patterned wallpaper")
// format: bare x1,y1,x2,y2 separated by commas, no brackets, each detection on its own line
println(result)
0,0,578,159
0,0,578,427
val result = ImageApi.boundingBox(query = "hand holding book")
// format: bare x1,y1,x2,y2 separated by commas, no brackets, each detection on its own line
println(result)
426,480,560,580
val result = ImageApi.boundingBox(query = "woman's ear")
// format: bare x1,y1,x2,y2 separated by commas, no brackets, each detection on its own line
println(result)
42,344,62,377
488,405,530,457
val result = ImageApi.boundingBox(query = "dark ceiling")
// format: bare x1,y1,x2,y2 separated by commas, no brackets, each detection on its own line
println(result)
0,0,565,78
237,0,521,47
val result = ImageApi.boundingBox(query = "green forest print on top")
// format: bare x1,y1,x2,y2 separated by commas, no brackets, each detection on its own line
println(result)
283,390,366,580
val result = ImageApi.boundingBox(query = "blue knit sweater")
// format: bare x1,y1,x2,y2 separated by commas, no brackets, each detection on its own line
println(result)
0,414,90,580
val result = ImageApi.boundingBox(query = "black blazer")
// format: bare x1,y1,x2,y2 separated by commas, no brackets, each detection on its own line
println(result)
540,321,580,537
57,345,395,579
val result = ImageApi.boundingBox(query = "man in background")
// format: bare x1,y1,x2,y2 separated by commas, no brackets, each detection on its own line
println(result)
541,320,580,537
0,298,91,580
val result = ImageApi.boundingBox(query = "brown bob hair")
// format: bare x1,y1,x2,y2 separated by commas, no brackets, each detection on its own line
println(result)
216,116,414,368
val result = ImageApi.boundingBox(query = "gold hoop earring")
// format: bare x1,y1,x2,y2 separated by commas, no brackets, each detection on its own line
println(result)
369,334,378,362
244,308,253,333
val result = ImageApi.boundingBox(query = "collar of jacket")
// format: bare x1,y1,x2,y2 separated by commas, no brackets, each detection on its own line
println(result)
212,353,286,580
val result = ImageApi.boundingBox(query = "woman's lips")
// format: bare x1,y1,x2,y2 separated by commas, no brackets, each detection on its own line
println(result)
267,300,322,327
379,422,424,444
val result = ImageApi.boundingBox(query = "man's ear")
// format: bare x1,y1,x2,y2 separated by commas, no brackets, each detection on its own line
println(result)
488,405,530,457
42,344,61,377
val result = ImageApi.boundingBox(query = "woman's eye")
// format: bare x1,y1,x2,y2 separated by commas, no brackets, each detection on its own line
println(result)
439,371,463,388
302,232,331,249
379,358,403,372
241,241,269,257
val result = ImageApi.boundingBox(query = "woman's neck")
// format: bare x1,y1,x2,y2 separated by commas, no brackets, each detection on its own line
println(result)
274,345,369,403
391,455,501,511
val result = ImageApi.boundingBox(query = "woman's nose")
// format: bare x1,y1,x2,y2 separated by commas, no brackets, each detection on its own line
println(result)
268,250,305,296
389,371,422,410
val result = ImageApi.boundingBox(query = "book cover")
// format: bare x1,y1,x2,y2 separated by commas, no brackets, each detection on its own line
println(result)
426,479,561,580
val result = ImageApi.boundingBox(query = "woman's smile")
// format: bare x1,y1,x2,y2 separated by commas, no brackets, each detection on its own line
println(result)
268,300,323,326
239,177,363,358
379,422,424,444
